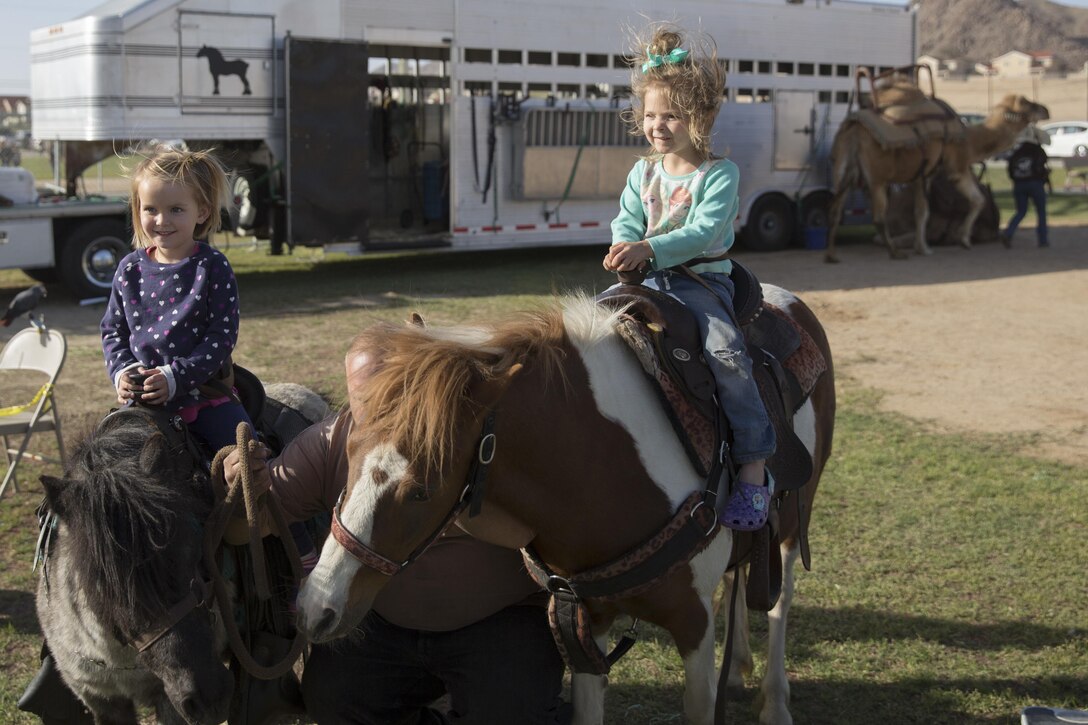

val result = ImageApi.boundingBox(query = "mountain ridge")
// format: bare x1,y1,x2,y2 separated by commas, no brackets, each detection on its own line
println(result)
918,0,1088,71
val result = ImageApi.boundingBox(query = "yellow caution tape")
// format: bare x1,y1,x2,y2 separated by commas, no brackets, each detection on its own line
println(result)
0,383,53,417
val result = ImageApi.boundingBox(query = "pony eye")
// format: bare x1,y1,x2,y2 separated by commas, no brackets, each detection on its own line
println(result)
410,487,429,502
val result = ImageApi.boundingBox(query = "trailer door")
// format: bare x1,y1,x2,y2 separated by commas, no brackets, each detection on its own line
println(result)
286,37,369,247
773,90,816,171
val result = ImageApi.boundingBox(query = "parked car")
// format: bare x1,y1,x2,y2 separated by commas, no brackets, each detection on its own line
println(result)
1039,121,1088,159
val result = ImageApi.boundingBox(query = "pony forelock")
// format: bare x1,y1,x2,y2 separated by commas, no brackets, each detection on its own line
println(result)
59,412,209,637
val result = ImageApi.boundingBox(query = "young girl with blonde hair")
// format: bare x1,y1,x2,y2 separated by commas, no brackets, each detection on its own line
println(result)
102,144,318,570
605,24,776,530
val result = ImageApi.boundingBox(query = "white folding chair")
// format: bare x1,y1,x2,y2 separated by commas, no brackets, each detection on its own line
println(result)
0,326,67,498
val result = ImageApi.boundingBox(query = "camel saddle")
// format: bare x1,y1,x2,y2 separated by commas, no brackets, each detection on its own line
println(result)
596,261,828,611
851,94,966,151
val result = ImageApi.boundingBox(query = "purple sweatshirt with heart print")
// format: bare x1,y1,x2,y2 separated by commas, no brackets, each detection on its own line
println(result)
101,242,240,408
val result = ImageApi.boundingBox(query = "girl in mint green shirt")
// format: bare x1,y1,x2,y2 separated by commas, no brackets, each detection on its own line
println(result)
604,25,775,531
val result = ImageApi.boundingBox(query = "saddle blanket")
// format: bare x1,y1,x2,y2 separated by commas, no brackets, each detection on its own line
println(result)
851,97,966,151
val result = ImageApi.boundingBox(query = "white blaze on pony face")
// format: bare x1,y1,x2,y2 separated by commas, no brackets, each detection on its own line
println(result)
562,296,699,508
298,442,409,637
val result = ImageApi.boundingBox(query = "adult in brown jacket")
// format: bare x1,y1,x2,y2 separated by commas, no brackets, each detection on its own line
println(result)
225,410,566,724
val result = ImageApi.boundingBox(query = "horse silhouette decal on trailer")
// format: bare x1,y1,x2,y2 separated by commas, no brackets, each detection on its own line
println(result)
196,45,252,95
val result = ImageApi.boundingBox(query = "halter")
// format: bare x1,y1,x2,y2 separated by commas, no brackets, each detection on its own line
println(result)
330,412,497,575
130,575,214,652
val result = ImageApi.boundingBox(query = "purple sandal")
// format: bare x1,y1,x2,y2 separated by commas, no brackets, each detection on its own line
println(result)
720,481,769,532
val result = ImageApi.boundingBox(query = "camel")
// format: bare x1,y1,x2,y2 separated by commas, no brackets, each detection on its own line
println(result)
825,93,1050,263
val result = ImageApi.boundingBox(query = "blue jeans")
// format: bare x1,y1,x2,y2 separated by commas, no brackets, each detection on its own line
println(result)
639,270,776,463
188,400,253,452
1005,179,1048,245
302,606,566,724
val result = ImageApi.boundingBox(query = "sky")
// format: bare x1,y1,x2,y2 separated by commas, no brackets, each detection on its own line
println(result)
4,0,1088,95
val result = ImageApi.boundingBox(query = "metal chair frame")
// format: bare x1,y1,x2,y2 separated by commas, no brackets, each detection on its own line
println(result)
0,326,67,498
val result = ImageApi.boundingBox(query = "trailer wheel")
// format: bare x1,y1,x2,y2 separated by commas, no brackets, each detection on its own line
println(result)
801,191,833,229
59,219,129,299
741,194,796,252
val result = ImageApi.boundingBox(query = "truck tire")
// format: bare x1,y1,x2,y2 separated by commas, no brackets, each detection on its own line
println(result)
59,219,130,300
741,194,796,252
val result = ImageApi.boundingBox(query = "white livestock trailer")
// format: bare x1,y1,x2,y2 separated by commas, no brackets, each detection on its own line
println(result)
21,0,915,294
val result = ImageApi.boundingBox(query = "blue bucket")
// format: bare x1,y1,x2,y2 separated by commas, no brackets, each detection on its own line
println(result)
804,226,828,250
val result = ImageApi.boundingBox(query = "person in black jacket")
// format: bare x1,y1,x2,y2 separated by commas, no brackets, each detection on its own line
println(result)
1002,125,1052,248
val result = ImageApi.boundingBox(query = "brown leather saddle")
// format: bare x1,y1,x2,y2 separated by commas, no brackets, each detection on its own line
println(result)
595,261,828,610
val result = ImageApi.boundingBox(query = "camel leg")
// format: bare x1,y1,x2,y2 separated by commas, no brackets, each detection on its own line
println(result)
872,184,907,259
952,173,985,249
912,180,932,256
722,568,754,687
754,542,801,725
824,187,849,264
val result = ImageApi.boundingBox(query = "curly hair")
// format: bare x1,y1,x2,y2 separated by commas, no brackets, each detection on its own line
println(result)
126,145,232,248
621,23,726,159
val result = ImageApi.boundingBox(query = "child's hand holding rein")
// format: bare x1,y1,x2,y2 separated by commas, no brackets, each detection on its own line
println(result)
603,240,653,272
118,368,168,406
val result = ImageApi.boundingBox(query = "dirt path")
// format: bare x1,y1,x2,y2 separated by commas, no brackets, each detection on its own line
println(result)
740,225,1087,465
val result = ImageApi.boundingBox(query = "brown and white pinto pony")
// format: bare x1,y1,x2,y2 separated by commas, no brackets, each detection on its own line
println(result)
297,289,835,725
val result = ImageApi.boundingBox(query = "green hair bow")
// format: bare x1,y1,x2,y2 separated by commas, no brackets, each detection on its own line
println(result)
641,47,690,73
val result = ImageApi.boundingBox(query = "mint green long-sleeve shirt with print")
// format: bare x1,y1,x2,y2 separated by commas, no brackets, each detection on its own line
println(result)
610,157,739,275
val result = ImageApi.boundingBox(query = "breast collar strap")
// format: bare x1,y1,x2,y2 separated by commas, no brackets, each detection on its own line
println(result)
331,412,497,576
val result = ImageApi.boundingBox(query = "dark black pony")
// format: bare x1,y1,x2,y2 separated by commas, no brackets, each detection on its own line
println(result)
36,407,231,724
31,380,327,723
196,45,252,96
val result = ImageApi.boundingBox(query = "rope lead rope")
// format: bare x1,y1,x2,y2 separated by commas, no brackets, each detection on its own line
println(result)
205,422,306,680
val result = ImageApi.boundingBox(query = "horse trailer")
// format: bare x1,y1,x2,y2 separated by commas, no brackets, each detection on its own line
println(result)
22,0,915,293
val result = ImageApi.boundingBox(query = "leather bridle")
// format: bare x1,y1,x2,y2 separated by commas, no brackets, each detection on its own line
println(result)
330,412,497,575
130,575,215,653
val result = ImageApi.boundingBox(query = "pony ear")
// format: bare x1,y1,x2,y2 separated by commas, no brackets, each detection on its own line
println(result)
407,312,426,327
139,434,169,472
345,349,376,425
471,363,524,412
40,475,68,516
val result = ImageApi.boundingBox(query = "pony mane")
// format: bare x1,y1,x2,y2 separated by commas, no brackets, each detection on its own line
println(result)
60,412,210,636
350,301,575,471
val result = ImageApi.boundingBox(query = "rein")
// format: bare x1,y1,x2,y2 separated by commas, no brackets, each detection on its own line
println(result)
331,412,497,575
